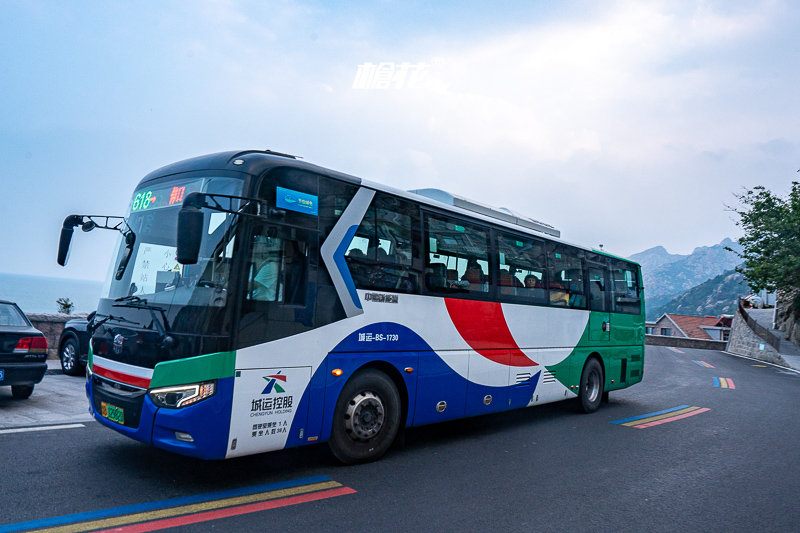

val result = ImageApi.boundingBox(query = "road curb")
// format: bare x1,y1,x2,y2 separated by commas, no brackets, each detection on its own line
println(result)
722,351,800,374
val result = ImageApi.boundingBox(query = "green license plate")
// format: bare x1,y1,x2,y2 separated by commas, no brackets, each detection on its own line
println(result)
101,401,124,425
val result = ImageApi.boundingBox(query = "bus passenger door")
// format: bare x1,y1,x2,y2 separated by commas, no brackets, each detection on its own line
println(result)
587,264,610,342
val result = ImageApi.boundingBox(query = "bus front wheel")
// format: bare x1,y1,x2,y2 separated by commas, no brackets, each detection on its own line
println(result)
578,358,604,414
329,369,401,465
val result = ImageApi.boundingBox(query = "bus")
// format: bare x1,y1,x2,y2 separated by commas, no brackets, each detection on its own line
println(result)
57,149,645,464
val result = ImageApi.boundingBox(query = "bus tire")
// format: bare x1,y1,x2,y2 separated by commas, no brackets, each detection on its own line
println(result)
329,369,401,465
578,358,603,414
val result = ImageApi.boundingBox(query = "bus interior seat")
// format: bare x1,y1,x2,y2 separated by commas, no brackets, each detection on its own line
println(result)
426,263,447,290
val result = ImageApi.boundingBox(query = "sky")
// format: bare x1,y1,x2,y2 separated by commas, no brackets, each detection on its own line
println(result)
1,0,799,282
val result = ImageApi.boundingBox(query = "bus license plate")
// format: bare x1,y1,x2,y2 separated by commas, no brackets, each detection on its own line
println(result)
101,402,124,425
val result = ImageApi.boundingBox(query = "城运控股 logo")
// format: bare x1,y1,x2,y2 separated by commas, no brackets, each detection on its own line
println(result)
261,372,287,394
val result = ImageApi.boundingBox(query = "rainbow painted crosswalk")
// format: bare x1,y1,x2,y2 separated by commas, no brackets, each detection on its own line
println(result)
0,476,354,533
692,360,715,368
667,347,685,354
713,377,735,389
611,405,710,429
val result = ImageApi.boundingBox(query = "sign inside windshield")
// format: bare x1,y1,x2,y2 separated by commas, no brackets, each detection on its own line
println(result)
128,243,181,295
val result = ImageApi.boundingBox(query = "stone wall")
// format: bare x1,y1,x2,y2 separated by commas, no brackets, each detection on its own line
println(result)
726,306,788,366
25,313,88,359
645,335,727,351
774,289,800,347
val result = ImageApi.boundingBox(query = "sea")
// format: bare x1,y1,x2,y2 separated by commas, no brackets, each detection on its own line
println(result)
0,273,104,315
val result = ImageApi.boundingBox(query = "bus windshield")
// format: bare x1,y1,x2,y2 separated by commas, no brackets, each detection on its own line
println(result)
100,176,243,336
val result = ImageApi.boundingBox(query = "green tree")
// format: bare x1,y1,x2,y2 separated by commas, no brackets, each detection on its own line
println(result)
729,181,800,307
56,297,74,314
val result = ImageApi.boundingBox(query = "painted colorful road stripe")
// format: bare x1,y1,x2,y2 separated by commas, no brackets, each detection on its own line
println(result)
0,476,354,533
611,405,710,429
692,360,715,368
713,377,736,389
667,347,685,354
752,364,767,367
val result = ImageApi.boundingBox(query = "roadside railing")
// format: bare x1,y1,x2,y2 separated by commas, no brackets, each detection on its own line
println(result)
738,298,782,351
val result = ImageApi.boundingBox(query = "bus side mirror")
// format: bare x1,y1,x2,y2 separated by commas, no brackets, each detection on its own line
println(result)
177,206,204,265
57,215,83,266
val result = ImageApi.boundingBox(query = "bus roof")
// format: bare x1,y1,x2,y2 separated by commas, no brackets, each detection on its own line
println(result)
138,150,639,267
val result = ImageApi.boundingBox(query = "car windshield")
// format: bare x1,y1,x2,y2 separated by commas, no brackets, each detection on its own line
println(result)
99,176,243,335
0,303,28,327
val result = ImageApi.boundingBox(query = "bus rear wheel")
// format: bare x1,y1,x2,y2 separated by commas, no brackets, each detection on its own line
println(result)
578,358,604,413
329,369,401,465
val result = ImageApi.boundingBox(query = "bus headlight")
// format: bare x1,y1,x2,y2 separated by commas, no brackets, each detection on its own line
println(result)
149,381,216,409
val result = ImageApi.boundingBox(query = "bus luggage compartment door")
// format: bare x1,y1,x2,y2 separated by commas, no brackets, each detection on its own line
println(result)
226,366,311,458
413,350,467,426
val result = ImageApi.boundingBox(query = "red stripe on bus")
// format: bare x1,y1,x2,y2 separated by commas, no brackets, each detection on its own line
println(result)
94,487,357,533
444,299,537,367
93,365,151,389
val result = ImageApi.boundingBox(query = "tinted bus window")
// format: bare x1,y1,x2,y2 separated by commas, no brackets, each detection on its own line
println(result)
547,243,586,309
496,232,547,305
586,252,609,312
257,168,320,230
344,193,421,293
611,260,641,315
425,214,491,296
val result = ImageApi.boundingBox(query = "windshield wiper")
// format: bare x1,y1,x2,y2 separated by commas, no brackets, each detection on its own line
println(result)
112,296,172,339
87,312,141,335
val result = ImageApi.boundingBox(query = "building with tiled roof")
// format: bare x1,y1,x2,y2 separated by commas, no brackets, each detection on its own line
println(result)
648,313,732,341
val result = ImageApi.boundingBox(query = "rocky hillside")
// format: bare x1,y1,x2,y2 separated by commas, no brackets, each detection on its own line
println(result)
647,269,753,320
628,245,686,274
632,238,742,305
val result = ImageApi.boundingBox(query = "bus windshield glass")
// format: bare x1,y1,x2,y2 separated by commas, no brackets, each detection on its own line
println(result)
100,176,243,336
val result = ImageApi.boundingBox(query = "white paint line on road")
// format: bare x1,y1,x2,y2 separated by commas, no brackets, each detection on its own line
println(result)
722,351,800,375
0,423,86,435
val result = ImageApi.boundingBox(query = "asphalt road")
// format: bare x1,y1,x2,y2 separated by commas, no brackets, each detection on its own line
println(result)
2,346,800,532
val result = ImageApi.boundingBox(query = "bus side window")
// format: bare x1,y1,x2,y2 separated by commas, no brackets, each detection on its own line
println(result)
611,261,641,315
496,232,547,305
248,228,308,306
424,214,492,296
587,266,608,312
344,193,421,294
547,243,586,309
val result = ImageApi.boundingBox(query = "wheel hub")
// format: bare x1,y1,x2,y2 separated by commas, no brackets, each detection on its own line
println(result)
345,391,385,441
585,369,601,403
62,343,76,369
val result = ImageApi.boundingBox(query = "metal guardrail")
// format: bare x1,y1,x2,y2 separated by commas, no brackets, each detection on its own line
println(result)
738,299,782,351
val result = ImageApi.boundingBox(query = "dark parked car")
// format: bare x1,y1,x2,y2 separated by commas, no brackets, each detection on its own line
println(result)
59,316,91,376
0,300,48,399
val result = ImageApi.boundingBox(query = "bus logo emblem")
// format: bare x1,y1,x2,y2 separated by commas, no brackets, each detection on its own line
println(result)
262,372,287,394
113,334,124,355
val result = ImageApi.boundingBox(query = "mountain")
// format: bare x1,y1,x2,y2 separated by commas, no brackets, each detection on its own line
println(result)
628,246,687,274
647,269,753,320
635,238,742,302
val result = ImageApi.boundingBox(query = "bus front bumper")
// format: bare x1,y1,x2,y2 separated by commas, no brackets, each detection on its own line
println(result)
86,376,234,460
